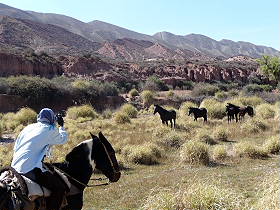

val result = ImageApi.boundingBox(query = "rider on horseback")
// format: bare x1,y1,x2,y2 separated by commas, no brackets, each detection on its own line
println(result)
11,108,69,210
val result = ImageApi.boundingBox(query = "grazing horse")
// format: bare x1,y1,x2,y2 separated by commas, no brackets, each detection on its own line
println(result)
226,103,240,123
188,107,208,122
239,106,254,121
0,132,121,210
154,105,176,128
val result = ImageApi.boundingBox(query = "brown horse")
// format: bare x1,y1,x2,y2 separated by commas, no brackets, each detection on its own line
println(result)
239,106,254,121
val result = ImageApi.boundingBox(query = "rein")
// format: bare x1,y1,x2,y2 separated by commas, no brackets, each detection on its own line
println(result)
51,141,119,188
52,165,109,188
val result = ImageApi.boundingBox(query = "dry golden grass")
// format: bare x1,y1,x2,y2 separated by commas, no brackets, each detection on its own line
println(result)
120,104,138,118
212,145,228,160
200,98,226,119
253,170,280,210
255,103,276,119
180,141,210,165
0,94,279,210
235,141,268,159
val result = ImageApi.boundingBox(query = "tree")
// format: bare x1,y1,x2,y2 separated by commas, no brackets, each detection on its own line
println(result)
257,55,280,81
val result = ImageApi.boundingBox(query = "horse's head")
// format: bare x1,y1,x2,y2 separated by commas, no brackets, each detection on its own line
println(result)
246,106,254,117
154,104,160,115
65,132,121,183
188,107,194,116
90,132,121,183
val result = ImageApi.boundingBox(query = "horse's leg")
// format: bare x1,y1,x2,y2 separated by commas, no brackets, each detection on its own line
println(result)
173,118,176,127
235,114,238,122
64,193,84,210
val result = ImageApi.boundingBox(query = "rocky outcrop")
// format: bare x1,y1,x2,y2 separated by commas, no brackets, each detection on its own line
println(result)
59,56,112,75
127,59,259,83
0,52,62,77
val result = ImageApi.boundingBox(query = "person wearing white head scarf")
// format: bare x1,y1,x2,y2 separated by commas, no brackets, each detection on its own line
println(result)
11,108,68,210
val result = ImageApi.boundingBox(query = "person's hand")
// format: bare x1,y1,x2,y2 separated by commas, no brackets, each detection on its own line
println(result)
56,113,64,127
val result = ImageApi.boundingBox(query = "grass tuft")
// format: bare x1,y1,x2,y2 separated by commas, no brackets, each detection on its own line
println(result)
114,111,131,124
180,141,210,165
66,105,98,120
235,141,268,159
121,104,138,118
263,135,280,154
212,145,228,160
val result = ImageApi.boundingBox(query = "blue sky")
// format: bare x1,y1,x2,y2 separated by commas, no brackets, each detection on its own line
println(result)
1,0,279,49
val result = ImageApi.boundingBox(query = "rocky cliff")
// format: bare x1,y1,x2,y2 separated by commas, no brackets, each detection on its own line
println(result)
0,52,63,77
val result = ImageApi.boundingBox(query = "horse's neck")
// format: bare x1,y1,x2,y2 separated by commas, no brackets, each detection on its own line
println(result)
157,107,167,114
55,161,93,187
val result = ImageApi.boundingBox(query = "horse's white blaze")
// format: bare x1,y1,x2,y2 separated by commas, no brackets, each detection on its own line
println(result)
78,139,96,170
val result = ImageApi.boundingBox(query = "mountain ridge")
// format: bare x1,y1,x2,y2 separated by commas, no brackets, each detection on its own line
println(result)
0,3,279,59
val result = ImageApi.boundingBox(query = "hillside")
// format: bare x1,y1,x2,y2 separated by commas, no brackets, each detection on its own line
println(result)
0,16,101,56
0,3,279,59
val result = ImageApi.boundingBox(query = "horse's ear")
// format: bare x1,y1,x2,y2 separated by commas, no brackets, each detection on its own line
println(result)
98,131,106,141
90,132,98,140
98,131,113,150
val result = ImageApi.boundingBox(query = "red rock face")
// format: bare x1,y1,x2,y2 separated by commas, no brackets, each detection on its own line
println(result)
60,56,112,75
0,53,63,77
126,60,259,83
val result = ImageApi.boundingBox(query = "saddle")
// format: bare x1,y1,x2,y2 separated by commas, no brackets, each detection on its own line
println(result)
0,165,71,202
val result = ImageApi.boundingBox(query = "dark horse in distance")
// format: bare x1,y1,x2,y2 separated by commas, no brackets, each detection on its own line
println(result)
239,106,254,121
154,104,176,128
188,107,208,122
226,103,240,123
0,132,121,210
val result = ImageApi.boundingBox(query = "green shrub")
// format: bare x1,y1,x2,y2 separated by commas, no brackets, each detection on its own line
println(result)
66,105,98,120
114,112,131,124
142,76,169,91
212,145,228,160
129,88,139,97
241,119,268,134
180,141,209,165
235,142,268,159
264,136,280,154
215,91,228,100
191,83,220,97
225,96,264,107
212,127,229,141
238,96,264,106
7,76,58,105
166,90,175,99
121,104,138,118
141,90,154,106
200,98,226,119
243,84,273,93
122,143,162,165
2,108,36,131
156,131,184,149
195,130,216,145
101,109,113,119
14,108,37,126
256,103,275,119
180,183,244,210
0,144,13,167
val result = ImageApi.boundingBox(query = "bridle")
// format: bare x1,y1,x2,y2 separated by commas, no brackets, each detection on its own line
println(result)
52,140,120,188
